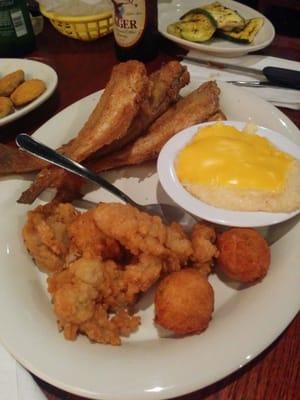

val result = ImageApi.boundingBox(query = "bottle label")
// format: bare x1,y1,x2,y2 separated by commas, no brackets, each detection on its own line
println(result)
112,0,146,48
11,9,28,37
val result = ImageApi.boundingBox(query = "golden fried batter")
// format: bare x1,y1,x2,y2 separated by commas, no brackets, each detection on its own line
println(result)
47,256,160,344
155,269,214,335
67,210,122,261
10,79,46,107
22,203,79,273
18,61,149,204
191,221,219,276
0,62,188,177
95,60,190,157
79,307,140,345
217,228,270,283
0,69,24,96
93,203,193,265
88,81,221,173
0,97,13,118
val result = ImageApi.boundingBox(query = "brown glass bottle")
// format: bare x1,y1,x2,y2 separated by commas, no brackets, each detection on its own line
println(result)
0,0,36,57
112,0,158,62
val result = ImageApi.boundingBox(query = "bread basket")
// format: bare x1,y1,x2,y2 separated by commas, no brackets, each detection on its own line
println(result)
40,5,112,41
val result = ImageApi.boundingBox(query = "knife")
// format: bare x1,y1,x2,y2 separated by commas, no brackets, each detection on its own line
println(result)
226,80,293,88
180,55,300,90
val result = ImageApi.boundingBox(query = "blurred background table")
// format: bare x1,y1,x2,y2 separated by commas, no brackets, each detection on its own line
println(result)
1,6,300,400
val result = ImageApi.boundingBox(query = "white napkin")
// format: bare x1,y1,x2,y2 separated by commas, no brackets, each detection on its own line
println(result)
0,345,45,400
183,50,300,110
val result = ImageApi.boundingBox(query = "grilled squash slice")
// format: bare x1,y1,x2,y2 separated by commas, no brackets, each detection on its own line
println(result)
166,3,264,45
167,22,182,38
202,2,245,32
168,10,216,42
180,18,216,42
219,17,264,43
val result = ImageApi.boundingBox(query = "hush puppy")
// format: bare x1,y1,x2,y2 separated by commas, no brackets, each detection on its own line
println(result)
10,79,46,107
217,228,270,283
0,70,24,96
0,97,14,118
154,269,214,335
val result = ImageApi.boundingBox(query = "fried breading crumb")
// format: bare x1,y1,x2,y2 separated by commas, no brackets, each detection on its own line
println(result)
190,221,219,276
93,203,193,264
22,203,79,273
47,255,161,345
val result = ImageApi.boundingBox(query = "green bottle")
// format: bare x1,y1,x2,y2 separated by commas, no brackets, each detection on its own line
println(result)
0,0,36,57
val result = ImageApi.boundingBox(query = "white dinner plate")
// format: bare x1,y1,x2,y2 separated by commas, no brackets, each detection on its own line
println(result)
158,121,300,227
158,0,275,57
0,79,299,400
0,58,58,127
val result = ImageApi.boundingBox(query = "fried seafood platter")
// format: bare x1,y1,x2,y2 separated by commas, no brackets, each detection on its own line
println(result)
22,201,270,345
0,60,276,349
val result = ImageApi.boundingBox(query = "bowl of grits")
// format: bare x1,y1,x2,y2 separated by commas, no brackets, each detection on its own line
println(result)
157,121,300,227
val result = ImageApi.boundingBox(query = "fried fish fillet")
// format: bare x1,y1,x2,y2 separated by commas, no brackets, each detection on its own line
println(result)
18,61,149,204
0,144,45,175
88,81,221,173
0,62,189,177
94,60,190,158
208,110,226,122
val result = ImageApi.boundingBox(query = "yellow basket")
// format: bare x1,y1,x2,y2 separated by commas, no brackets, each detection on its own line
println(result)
40,6,113,41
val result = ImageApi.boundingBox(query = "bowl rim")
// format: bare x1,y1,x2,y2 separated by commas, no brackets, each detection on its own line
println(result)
40,5,112,23
157,120,300,227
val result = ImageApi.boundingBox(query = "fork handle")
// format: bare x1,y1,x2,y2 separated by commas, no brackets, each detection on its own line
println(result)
16,134,140,208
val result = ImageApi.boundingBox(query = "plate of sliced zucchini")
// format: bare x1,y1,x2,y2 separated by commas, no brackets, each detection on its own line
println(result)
159,0,275,57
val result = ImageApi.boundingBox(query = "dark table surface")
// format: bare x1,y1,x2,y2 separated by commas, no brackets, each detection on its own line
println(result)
1,20,300,400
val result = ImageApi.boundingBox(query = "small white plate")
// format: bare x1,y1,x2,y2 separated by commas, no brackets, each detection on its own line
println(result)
158,121,300,227
158,0,275,57
0,58,58,127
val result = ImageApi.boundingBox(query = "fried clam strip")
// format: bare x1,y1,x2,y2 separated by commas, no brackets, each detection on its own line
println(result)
88,81,221,173
22,202,80,273
93,60,190,158
93,203,193,273
47,255,163,344
18,60,149,204
189,221,219,277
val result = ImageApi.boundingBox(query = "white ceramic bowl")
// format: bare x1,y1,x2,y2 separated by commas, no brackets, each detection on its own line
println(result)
157,121,300,227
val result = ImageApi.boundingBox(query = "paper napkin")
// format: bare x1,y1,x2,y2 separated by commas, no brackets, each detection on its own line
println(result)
0,345,45,400
183,50,300,110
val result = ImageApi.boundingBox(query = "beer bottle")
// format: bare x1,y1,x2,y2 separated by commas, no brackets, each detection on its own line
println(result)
0,0,36,57
112,0,158,62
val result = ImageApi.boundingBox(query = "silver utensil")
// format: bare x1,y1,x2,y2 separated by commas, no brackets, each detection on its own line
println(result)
180,55,300,90
226,80,289,88
16,133,195,227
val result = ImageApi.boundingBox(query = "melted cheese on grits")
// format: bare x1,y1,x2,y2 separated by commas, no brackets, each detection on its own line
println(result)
176,123,293,193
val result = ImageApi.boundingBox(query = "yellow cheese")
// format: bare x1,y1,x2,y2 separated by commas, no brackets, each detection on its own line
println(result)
176,123,293,192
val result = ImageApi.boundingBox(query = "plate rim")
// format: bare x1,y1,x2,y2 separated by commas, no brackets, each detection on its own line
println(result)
0,81,299,400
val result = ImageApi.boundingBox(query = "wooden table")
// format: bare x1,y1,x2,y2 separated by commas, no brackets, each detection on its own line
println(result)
2,21,300,400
